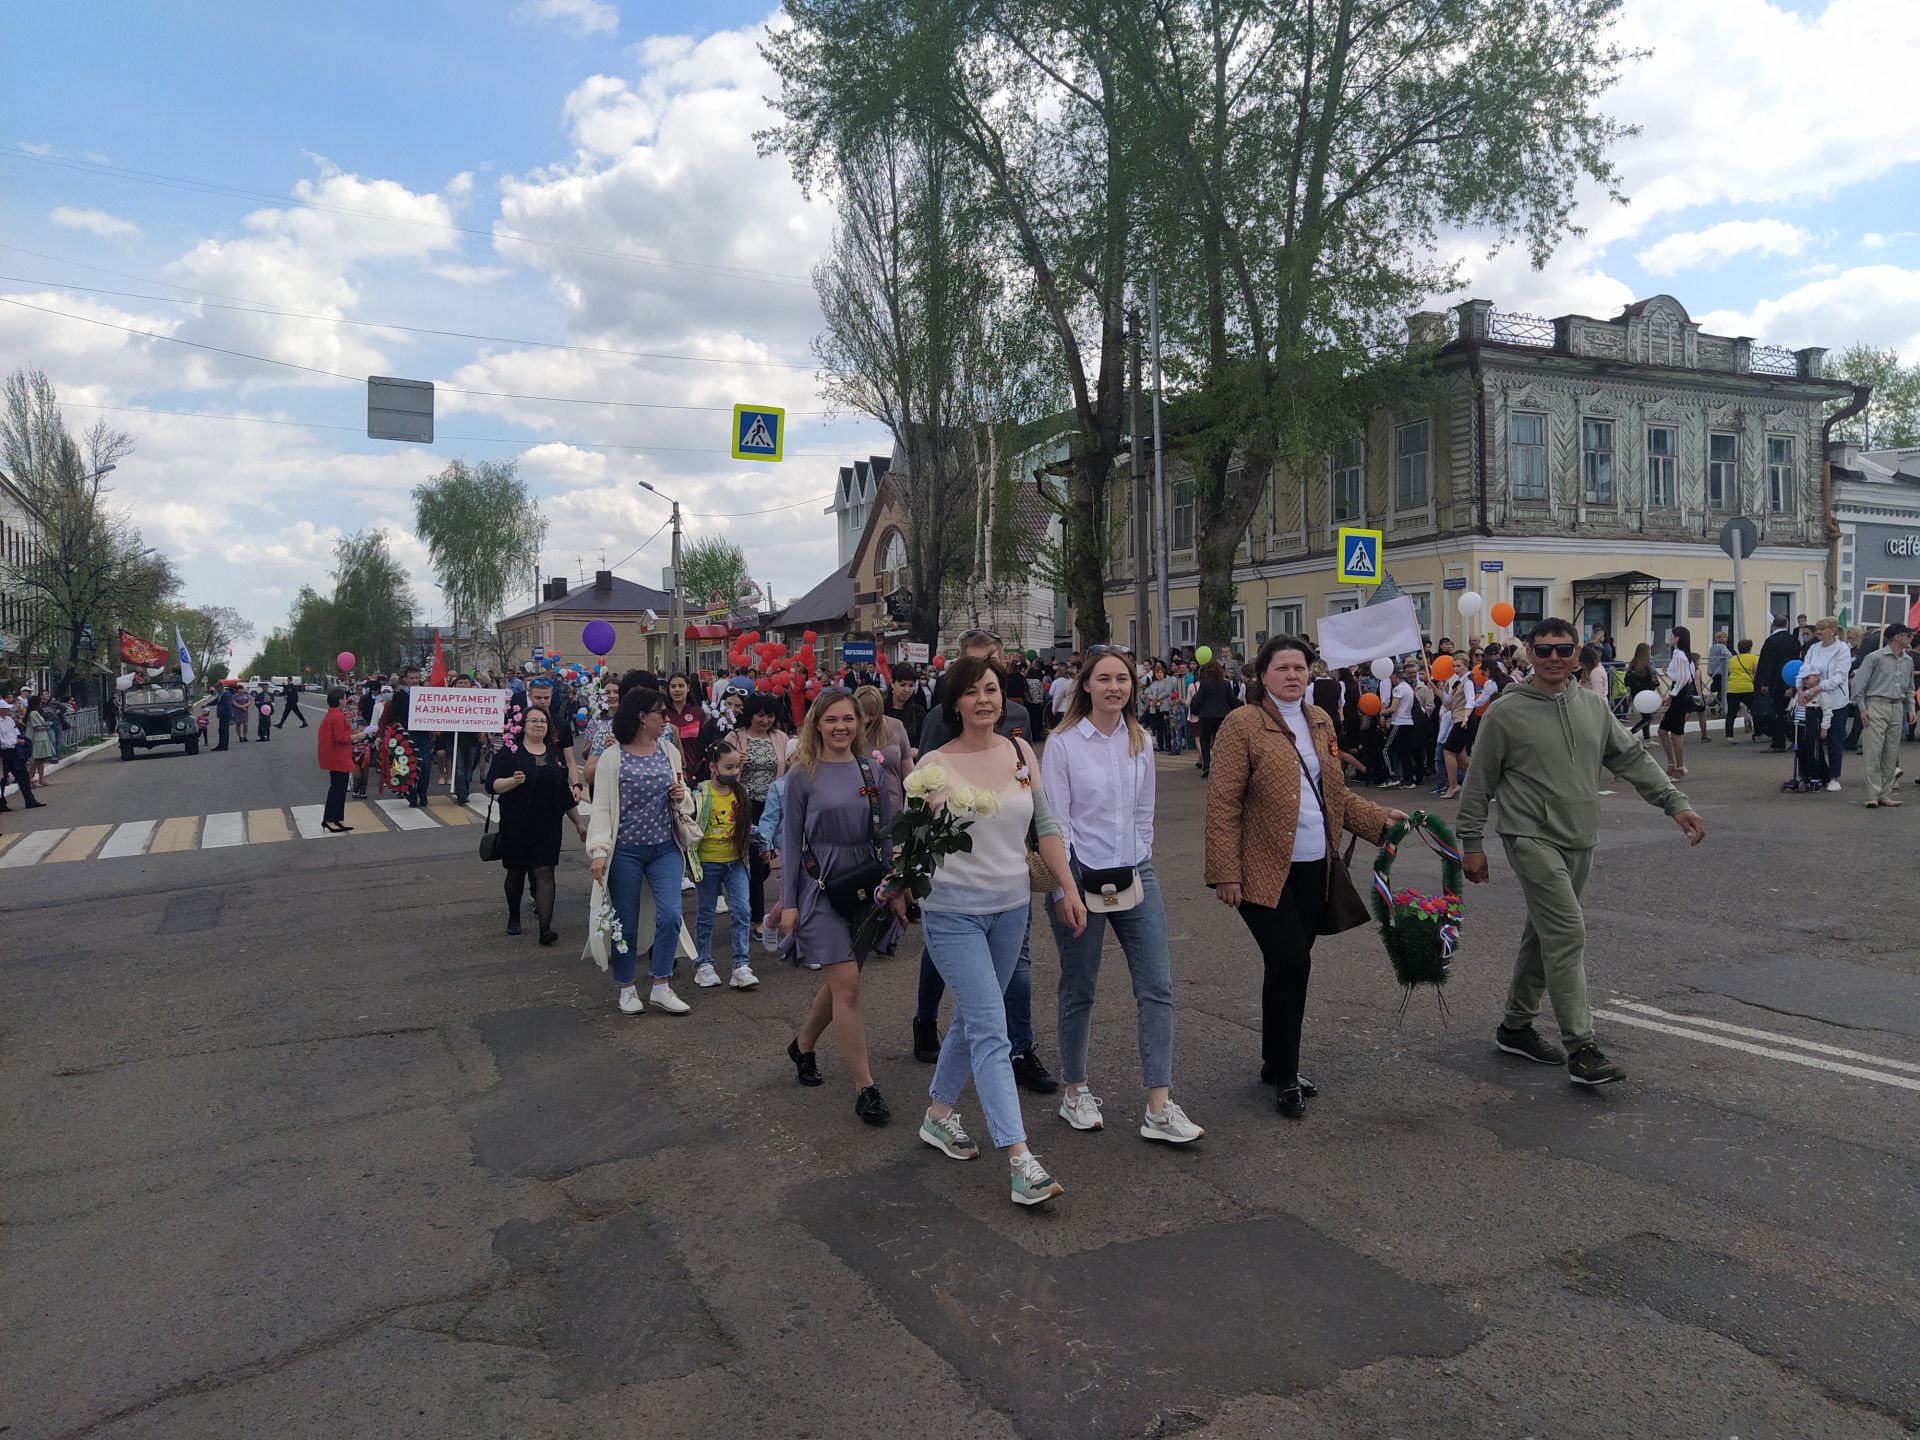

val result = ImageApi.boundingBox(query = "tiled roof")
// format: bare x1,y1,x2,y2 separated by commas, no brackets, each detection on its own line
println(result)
768,566,855,630
499,574,675,624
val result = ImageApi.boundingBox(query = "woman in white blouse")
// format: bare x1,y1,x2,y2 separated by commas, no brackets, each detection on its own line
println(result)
1659,626,1701,780
1041,649,1204,1144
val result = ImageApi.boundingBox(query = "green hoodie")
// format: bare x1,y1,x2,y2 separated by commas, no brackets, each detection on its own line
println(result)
1456,679,1690,855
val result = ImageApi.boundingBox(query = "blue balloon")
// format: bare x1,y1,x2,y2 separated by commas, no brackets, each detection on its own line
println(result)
575,707,589,722
1781,659,1802,686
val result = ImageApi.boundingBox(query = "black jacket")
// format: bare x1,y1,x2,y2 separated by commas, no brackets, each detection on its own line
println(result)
1754,628,1799,692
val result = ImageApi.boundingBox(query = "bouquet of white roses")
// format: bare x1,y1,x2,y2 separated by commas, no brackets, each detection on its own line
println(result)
848,758,999,958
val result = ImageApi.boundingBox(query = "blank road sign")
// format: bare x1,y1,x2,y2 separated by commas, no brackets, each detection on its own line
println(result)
368,376,435,443
732,403,784,462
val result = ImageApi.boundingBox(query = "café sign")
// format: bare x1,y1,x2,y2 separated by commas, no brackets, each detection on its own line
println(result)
1886,535,1920,557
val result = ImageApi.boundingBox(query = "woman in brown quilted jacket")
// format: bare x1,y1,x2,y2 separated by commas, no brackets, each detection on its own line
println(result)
1205,636,1405,1119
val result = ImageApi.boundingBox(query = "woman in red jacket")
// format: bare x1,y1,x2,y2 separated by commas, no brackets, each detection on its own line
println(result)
317,688,362,833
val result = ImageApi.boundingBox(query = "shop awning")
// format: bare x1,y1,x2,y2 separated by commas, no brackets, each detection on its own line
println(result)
684,622,731,641
1571,570,1663,625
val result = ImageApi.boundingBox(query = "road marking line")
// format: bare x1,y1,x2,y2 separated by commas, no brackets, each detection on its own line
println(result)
0,829,68,868
1593,1010,1920,1093
150,816,200,852
290,804,330,840
1610,999,1920,1076
0,832,18,858
375,798,439,831
428,796,477,826
98,820,158,859
245,808,291,844
47,824,114,863
465,794,492,818
201,812,246,849
341,800,388,833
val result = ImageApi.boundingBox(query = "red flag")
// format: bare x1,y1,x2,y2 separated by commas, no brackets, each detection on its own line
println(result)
1906,596,1920,630
429,630,447,686
118,629,169,669
875,646,892,687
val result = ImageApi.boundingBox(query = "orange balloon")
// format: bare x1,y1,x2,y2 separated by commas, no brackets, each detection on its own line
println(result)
1358,691,1383,716
1490,601,1516,628
1430,654,1456,681
1472,665,1486,684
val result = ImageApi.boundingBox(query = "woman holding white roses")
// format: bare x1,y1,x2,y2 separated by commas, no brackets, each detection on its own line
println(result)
913,654,1087,1208
1042,648,1204,1144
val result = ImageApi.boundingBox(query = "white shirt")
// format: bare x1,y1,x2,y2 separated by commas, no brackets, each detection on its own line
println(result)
1268,697,1326,863
1801,639,1852,708
1388,680,1415,726
1048,676,1073,715
0,712,17,749
1040,715,1154,869
1665,650,1696,692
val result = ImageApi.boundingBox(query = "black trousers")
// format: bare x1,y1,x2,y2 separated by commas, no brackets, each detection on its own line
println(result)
1238,858,1327,1088
1196,717,1223,774
323,769,349,825
748,797,770,928
1724,693,1757,738
278,696,308,728
1,747,38,808
216,717,231,750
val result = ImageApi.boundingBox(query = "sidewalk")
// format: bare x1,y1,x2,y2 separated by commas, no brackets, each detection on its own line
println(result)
2,738,114,802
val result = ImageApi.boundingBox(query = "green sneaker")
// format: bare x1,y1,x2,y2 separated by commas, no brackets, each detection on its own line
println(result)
1010,1152,1063,1207
919,1109,979,1160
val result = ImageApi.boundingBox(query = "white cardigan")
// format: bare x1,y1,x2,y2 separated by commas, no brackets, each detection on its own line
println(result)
580,740,697,971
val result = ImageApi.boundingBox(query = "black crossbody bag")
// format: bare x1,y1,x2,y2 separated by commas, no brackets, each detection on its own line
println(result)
801,754,887,919
1281,722,1371,935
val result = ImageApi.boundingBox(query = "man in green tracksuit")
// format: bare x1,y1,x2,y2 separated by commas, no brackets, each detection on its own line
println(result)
1457,616,1708,1086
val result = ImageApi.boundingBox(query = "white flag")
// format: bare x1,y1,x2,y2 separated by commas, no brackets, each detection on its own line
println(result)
1316,595,1421,670
174,623,195,685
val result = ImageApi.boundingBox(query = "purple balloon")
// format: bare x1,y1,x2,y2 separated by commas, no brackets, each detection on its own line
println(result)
581,619,617,656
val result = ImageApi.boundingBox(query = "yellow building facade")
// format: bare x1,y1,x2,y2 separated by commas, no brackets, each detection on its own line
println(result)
1101,296,1853,658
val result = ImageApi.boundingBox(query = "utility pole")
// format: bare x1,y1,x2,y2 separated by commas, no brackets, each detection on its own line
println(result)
1129,308,1151,655
669,498,685,676
1149,272,1172,661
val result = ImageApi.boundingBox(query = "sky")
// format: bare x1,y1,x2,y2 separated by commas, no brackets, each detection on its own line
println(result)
4,0,1918,670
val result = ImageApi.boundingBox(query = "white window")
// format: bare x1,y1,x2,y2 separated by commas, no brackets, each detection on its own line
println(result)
1709,432,1737,510
1171,479,1195,551
1231,605,1247,651
1767,436,1794,514
1268,600,1304,639
1510,413,1547,501
1581,419,1614,505
1646,425,1677,508
1172,611,1196,647
1332,438,1363,523
1407,588,1433,636
1512,585,1546,636
1326,594,1359,617
879,529,907,572
846,502,866,534
1394,421,1429,511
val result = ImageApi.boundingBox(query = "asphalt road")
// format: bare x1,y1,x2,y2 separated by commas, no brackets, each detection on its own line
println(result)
3,725,1918,1439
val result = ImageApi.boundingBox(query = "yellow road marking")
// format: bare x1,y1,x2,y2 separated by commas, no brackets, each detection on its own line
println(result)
149,816,200,852
341,800,388,833
46,824,113,863
245,808,291,844
0,832,19,857
427,796,477,825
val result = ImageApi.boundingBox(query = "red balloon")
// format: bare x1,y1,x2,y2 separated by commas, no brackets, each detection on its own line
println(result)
930,655,946,670
756,677,775,692
802,629,819,645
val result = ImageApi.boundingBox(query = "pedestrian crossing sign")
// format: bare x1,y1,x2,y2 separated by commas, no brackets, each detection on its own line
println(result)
1336,526,1383,585
731,403,784,462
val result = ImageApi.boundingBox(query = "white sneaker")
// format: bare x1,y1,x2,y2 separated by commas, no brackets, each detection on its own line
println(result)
1140,1100,1206,1145
1057,1088,1104,1131
1827,780,1842,792
693,963,722,988
1009,1151,1064,1206
650,983,691,1014
729,964,759,990
617,985,644,1015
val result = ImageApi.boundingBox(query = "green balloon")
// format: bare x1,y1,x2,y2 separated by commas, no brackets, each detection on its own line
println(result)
1194,644,1214,665
1026,649,1039,661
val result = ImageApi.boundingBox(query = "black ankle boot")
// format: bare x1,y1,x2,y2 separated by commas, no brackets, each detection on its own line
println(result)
506,914,522,936
788,1039,823,1087
855,1084,891,1125
912,1016,941,1064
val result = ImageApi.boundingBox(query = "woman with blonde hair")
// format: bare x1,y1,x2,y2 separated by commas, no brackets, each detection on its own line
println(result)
1042,648,1203,1144
852,683,914,814
782,688,897,1125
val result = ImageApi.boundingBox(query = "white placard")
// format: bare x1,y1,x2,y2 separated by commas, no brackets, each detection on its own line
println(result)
902,642,930,664
407,686,509,732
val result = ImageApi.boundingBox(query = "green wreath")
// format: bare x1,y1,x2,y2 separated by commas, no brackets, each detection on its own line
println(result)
1368,810,1465,996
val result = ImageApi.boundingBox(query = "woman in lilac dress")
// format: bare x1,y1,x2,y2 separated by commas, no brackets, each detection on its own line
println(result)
781,688,898,1125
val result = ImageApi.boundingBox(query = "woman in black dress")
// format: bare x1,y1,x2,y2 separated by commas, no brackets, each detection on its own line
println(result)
484,706,587,944
1188,660,1239,778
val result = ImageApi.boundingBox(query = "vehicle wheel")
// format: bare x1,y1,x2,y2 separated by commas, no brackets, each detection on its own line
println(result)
120,741,135,761
185,737,200,756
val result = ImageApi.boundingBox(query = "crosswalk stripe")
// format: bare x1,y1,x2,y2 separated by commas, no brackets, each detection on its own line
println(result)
201,812,246,848
376,798,440,832
246,808,292,844
341,799,389,832
427,796,477,826
98,820,157,859
47,824,114,863
150,816,200,852
0,831,19,858
0,829,68,867
290,804,329,840
465,794,492,818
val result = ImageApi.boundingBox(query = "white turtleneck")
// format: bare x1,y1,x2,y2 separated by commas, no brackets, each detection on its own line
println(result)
1269,695,1326,862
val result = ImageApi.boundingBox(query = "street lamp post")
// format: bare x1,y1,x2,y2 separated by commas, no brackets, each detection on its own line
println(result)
637,481,685,676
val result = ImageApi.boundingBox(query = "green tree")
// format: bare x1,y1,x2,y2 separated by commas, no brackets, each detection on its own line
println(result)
330,531,415,675
678,535,752,611
1829,344,1920,449
412,458,547,669
162,604,256,675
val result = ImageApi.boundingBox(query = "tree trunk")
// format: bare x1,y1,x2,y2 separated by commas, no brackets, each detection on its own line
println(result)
1064,442,1115,646
1194,451,1269,647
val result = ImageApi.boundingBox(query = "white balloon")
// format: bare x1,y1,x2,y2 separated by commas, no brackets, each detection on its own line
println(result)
1632,689,1661,715
1370,657,1396,681
1458,591,1484,618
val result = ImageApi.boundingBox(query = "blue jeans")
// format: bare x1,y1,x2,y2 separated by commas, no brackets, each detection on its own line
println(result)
1048,859,1174,1090
1825,704,1849,780
916,910,1034,1055
608,841,685,983
1170,711,1190,755
923,905,1030,1149
695,858,751,968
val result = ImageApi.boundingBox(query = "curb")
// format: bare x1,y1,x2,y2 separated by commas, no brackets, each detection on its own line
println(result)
3,737,116,801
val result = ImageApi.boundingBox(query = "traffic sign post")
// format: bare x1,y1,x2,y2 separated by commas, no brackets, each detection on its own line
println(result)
1719,516,1760,650
731,404,785,462
1336,526,1383,586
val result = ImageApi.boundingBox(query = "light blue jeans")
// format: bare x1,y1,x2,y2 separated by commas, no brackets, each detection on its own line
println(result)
923,904,1030,1150
608,840,685,983
1170,710,1191,755
1048,858,1174,1090
694,858,751,968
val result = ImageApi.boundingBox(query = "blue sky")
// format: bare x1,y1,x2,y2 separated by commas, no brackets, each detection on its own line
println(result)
4,0,1918,666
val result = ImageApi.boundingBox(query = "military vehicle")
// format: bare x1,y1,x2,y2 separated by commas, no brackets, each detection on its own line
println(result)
117,683,200,758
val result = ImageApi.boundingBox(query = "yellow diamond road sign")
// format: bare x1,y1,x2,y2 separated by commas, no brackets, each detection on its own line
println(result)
732,403,785,462
1337,526,1383,585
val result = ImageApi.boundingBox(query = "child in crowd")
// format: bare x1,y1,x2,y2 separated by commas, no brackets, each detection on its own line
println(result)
690,745,759,990
1786,670,1830,793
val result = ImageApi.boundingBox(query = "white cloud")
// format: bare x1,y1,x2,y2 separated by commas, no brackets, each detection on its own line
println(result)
1697,264,1920,357
1863,233,1888,250
427,262,513,285
515,0,617,35
18,140,53,156
49,206,142,239
1636,219,1811,277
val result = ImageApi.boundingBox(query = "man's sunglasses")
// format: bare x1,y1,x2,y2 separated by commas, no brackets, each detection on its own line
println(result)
1531,642,1577,659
